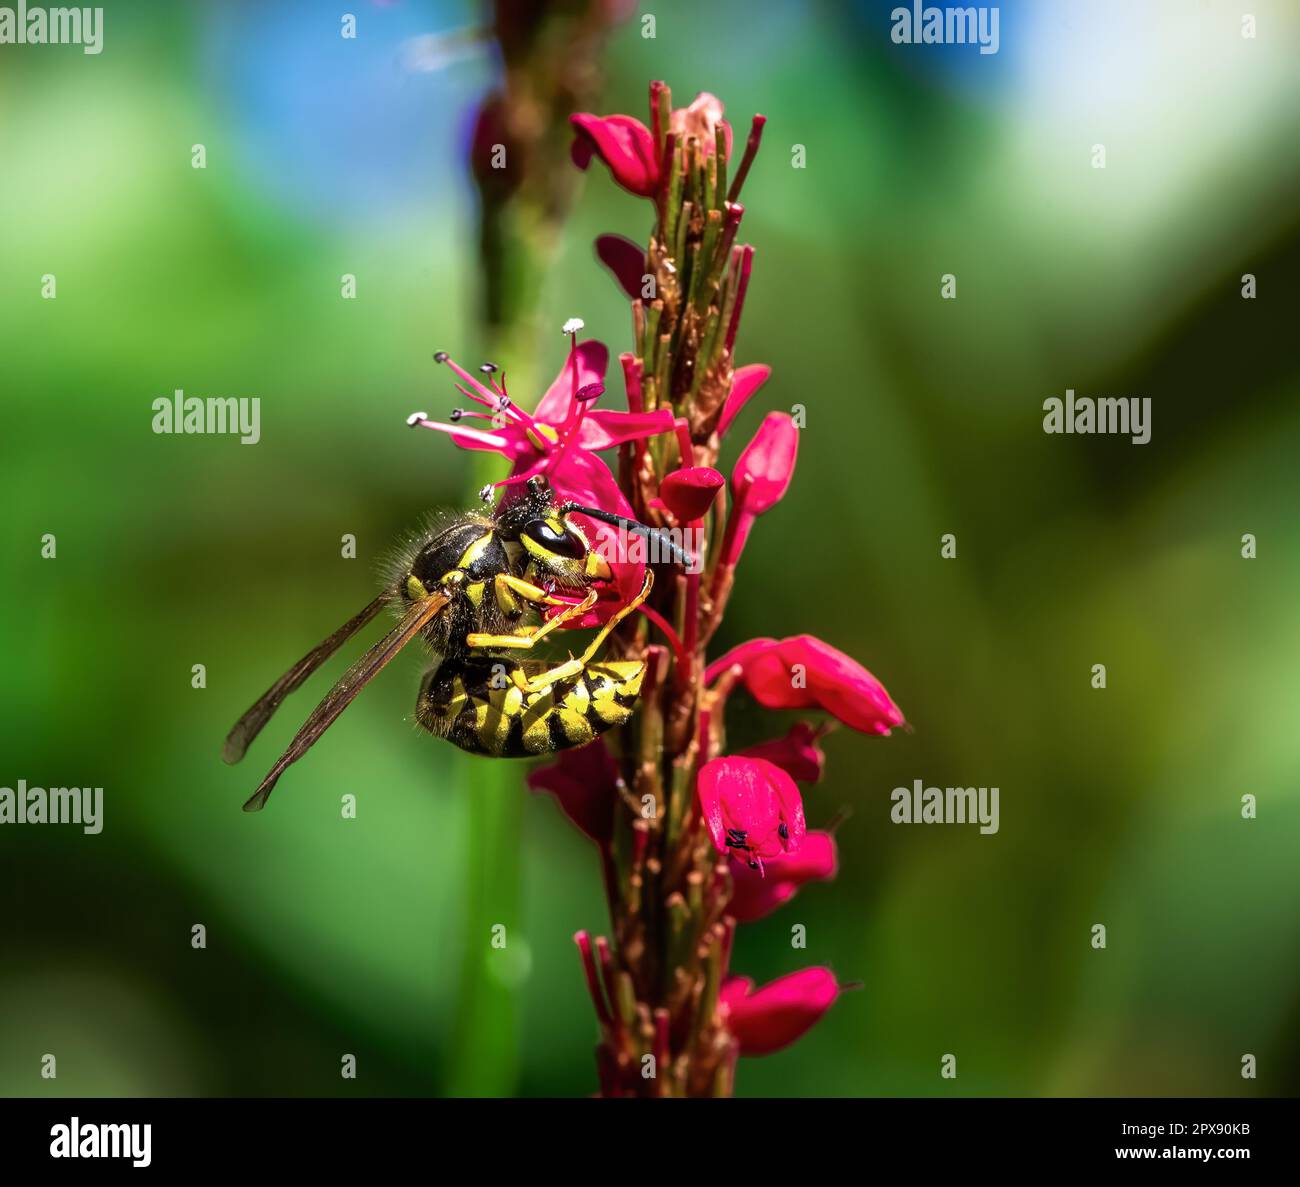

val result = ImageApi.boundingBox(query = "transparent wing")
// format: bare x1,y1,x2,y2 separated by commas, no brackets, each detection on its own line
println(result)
223,593,391,765
240,592,450,812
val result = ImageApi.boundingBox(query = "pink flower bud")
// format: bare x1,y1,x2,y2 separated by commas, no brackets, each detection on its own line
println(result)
732,412,798,514
669,91,733,157
719,968,843,1055
722,412,798,565
659,466,724,523
705,635,904,736
697,755,805,871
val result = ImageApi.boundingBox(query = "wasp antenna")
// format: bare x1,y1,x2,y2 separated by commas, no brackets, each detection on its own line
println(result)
559,503,696,568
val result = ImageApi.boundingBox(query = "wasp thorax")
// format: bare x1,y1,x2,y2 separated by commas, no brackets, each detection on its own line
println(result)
402,520,501,603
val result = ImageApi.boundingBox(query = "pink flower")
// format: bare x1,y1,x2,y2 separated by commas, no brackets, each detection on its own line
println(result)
719,968,843,1055
697,755,805,872
409,330,677,624
527,741,617,846
569,113,660,197
727,831,837,922
570,91,733,200
706,634,904,736
659,466,724,523
739,721,828,784
669,91,732,157
412,337,672,477
720,412,798,566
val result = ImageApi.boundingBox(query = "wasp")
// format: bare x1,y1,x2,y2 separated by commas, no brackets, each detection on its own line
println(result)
223,476,688,812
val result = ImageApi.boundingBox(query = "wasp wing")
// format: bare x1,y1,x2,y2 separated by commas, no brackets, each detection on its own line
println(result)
240,591,450,812
223,593,391,765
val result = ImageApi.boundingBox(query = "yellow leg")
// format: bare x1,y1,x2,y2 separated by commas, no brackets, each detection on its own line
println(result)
493,572,566,611
512,571,654,694
465,587,599,650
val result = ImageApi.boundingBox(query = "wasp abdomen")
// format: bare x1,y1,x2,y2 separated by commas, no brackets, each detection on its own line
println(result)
417,658,645,757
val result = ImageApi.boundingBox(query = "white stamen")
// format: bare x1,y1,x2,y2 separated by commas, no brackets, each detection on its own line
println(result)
406,412,428,426
561,317,585,335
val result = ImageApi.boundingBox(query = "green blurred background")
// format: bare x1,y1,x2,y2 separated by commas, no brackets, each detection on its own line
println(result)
3,0,1299,1097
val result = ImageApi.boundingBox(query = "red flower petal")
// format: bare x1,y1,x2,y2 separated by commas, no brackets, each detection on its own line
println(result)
719,967,842,1055
527,741,617,845
727,831,837,922
704,636,774,677
659,466,724,523
595,234,647,301
533,340,610,425
538,449,646,627
717,364,772,437
569,113,659,198
697,755,805,864
703,635,783,692
577,408,677,451
739,721,827,784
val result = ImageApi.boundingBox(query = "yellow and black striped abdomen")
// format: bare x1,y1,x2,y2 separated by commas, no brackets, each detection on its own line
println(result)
416,657,645,757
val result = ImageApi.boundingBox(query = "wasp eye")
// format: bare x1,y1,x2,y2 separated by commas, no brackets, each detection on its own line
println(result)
523,519,585,559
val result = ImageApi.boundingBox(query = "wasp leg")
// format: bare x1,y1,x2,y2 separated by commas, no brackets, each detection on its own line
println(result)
510,570,653,695
465,585,599,650
491,573,571,616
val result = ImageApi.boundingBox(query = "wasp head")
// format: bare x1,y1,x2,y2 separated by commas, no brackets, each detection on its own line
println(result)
496,476,613,589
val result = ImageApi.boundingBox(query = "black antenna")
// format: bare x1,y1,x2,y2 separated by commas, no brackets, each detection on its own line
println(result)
559,502,696,568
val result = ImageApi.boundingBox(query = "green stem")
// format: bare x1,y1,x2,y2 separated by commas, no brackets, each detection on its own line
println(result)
446,750,523,1095
445,222,548,1095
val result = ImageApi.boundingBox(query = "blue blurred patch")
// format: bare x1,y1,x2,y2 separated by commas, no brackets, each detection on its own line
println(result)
197,0,492,225
852,0,1028,99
